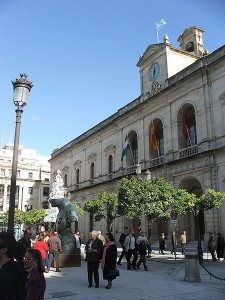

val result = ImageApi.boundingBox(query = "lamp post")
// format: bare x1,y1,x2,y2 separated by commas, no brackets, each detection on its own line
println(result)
7,74,33,234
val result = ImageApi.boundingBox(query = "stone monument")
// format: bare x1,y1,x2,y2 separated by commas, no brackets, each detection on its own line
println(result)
47,170,81,267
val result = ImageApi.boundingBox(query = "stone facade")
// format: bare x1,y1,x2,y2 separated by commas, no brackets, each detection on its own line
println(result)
0,143,50,214
49,27,225,245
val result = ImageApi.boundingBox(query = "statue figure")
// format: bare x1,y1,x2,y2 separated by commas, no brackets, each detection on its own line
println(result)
49,171,79,254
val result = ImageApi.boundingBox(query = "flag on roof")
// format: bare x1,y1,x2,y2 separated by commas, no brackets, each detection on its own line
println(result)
156,19,167,31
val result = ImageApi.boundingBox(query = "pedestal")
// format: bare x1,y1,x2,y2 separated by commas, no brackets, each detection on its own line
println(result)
184,242,201,283
52,254,81,268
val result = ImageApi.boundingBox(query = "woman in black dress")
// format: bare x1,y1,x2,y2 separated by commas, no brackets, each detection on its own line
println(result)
101,232,117,289
217,232,225,260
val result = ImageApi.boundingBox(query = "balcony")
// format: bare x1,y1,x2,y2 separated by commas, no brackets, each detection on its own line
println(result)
149,156,165,167
179,145,198,158
127,166,137,175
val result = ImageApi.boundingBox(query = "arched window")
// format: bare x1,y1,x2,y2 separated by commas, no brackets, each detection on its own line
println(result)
127,130,138,166
76,169,80,184
108,155,113,174
179,105,197,149
90,162,94,180
64,174,68,188
185,106,197,147
149,119,164,159
186,41,194,52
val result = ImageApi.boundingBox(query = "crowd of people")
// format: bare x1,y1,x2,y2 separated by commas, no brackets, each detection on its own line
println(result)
0,227,224,299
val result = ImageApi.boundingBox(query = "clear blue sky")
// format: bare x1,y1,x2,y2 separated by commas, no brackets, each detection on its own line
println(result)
0,0,224,156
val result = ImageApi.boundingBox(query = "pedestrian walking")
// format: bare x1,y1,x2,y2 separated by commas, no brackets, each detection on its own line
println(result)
180,231,187,255
124,229,138,270
159,233,166,254
101,232,117,289
24,248,46,300
74,230,82,254
33,233,49,271
136,231,148,271
171,232,177,255
47,232,62,272
98,231,105,245
0,231,26,300
15,229,32,270
43,231,50,269
208,235,217,261
216,232,225,260
85,230,103,288
117,226,129,265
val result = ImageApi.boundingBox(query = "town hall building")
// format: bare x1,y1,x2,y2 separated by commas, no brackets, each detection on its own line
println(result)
49,26,225,246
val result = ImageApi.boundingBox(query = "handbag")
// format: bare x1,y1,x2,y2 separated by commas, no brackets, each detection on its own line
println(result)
108,269,120,277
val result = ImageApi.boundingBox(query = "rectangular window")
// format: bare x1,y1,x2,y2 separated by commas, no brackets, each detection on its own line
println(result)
28,172,33,179
28,187,33,195
17,170,21,178
0,169,5,176
43,187,49,197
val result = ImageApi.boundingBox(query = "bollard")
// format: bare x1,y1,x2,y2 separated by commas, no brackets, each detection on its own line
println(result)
184,242,201,283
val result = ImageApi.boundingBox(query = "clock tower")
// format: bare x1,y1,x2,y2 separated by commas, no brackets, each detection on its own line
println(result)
137,26,205,97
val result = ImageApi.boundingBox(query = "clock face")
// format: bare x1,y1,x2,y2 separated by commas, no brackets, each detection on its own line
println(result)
148,63,160,81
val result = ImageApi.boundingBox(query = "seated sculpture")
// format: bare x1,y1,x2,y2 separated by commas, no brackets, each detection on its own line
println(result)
50,197,79,254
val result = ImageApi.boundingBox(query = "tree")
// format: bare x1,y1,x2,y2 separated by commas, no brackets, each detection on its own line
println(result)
3,209,25,228
118,176,183,240
84,192,119,232
173,188,225,262
24,209,46,233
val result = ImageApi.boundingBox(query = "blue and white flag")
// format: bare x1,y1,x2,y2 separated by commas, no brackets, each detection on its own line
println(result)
121,134,130,161
156,19,167,31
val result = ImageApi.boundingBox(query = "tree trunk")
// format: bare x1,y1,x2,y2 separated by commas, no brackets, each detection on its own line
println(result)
193,212,203,264
147,220,152,241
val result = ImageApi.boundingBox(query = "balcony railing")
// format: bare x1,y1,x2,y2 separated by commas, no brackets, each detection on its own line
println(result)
127,166,137,175
179,145,198,158
149,156,165,167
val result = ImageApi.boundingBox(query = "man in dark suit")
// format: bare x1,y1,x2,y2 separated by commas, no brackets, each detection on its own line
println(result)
117,226,129,265
85,230,103,288
0,232,25,300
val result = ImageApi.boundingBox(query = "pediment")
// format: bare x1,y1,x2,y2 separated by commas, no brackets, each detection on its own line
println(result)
87,153,97,161
219,91,225,105
136,43,164,67
73,160,81,168
104,145,116,155
62,166,69,173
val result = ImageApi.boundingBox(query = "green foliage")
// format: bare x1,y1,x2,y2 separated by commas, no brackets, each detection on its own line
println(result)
174,188,225,216
72,202,84,217
84,192,119,231
3,209,26,226
24,209,46,230
118,176,179,222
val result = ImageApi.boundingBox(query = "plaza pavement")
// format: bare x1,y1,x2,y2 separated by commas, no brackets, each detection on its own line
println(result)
44,249,225,300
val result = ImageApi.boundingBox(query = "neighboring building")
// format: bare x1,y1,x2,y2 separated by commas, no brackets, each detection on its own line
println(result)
49,26,225,245
0,143,50,214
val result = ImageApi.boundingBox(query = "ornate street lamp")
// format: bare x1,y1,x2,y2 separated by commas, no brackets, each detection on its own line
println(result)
7,74,33,234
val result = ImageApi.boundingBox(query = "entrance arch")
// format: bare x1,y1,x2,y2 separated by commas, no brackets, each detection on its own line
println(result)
179,177,205,240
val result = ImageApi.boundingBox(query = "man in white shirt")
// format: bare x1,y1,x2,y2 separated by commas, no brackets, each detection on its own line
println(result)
124,229,137,270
